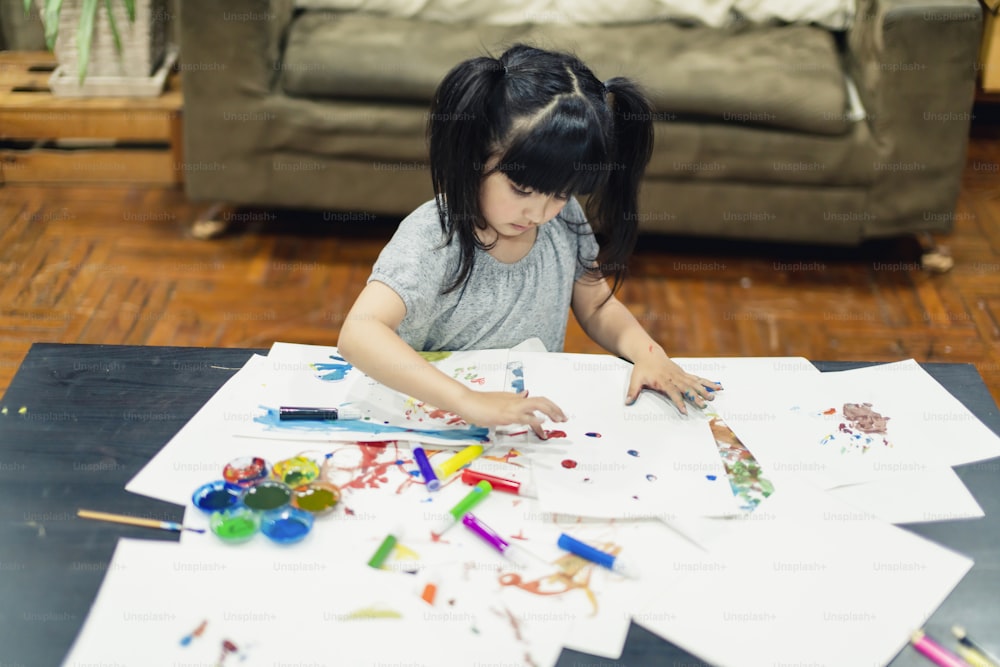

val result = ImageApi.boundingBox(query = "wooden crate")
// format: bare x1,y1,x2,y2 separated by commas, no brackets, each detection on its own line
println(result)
0,51,183,185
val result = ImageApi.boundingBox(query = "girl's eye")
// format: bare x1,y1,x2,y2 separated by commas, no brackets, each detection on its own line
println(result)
511,185,532,197
555,193,570,201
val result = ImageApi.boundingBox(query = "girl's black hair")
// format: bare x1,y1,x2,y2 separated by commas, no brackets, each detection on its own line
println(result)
428,43,654,296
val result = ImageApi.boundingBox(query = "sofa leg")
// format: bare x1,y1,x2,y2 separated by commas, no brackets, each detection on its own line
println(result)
188,202,235,240
918,232,955,273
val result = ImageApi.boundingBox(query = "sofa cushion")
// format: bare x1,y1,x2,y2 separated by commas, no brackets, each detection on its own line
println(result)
253,95,876,188
280,12,850,135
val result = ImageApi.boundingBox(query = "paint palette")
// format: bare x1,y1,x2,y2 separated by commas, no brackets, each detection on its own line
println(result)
192,454,340,545
192,480,242,513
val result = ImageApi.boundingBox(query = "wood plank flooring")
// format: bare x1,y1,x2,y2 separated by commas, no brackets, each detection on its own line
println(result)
3,113,1000,407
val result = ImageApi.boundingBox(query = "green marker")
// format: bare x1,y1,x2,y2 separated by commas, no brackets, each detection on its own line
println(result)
367,532,398,569
434,480,492,535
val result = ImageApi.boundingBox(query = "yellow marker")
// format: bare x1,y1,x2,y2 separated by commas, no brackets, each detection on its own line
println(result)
434,444,484,479
957,645,996,667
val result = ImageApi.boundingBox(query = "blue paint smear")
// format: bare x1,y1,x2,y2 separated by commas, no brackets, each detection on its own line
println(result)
706,474,717,481
311,354,353,381
255,406,490,443
507,361,525,393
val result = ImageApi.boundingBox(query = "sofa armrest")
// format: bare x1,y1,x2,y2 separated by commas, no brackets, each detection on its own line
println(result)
846,0,981,233
178,0,295,199
179,0,295,97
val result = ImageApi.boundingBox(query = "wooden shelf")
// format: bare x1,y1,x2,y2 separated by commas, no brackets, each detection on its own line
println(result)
0,51,183,186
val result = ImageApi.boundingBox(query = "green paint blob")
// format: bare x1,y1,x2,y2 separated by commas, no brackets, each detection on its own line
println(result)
293,483,340,514
242,481,291,511
417,351,451,362
210,509,259,543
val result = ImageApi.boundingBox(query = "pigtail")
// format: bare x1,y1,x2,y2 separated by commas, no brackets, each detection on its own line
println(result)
587,77,654,296
428,56,505,294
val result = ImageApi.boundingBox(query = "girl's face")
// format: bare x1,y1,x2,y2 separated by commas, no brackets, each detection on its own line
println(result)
478,162,569,239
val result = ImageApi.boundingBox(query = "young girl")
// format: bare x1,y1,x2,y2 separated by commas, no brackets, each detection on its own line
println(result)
338,44,722,438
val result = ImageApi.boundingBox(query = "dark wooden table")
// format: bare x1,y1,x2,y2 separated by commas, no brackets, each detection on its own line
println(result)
1,343,998,667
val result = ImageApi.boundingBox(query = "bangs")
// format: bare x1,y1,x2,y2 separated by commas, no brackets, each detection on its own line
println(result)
494,96,612,196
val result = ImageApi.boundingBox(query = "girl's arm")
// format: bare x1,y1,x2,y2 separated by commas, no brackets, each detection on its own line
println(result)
571,276,722,414
337,281,566,437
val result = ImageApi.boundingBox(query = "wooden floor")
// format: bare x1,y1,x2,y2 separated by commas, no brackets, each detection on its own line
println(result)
3,112,1000,407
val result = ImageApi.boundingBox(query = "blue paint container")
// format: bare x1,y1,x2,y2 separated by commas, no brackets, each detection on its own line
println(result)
192,480,242,513
260,507,314,545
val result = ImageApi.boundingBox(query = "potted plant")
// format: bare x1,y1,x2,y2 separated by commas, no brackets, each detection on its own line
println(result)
27,0,173,95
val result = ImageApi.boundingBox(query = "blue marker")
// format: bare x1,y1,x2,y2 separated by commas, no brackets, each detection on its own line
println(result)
412,447,440,492
557,533,639,578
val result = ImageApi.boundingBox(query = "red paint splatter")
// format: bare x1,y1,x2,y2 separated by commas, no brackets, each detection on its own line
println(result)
561,459,577,469
822,408,837,415
328,442,416,494
544,430,567,439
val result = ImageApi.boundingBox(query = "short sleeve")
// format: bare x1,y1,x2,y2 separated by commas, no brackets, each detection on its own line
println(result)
558,197,601,281
368,201,451,324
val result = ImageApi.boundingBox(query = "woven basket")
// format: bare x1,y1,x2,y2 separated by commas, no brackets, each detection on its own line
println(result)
51,0,168,79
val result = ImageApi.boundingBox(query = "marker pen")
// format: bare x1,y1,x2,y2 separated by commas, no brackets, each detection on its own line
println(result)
412,447,440,491
953,626,1000,667
911,630,973,667
367,532,398,569
279,406,363,421
434,444,484,479
461,512,531,566
461,468,535,497
434,480,492,534
557,533,638,578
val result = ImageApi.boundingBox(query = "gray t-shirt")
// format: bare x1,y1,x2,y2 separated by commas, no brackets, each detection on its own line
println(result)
369,197,600,352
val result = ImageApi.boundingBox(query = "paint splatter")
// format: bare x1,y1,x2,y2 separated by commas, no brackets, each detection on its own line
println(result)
626,449,639,457
417,351,452,362
561,459,577,469
483,447,525,467
822,407,837,415
584,432,601,438
453,366,486,385
499,540,621,614
706,474,717,481
343,606,404,620
311,354,353,381
817,402,892,454
216,639,240,665
545,430,567,439
179,619,207,646
708,416,774,511
507,361,525,393
646,474,657,482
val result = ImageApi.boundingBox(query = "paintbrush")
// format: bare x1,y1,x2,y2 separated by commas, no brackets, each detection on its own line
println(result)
77,509,206,534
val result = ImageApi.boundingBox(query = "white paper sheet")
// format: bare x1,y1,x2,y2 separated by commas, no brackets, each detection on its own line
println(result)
638,477,974,667
726,360,1000,489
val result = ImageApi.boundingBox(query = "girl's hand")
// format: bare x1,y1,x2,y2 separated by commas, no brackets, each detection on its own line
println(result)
460,390,567,440
625,353,723,416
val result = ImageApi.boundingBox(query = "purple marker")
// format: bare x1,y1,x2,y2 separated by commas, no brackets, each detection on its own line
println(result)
461,513,531,566
413,447,440,492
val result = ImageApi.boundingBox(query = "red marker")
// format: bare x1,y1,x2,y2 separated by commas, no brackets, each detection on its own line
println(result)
461,468,534,497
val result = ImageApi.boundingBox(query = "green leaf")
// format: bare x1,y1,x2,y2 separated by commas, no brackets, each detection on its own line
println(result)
76,0,99,84
104,0,122,55
43,0,64,51
123,0,135,22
